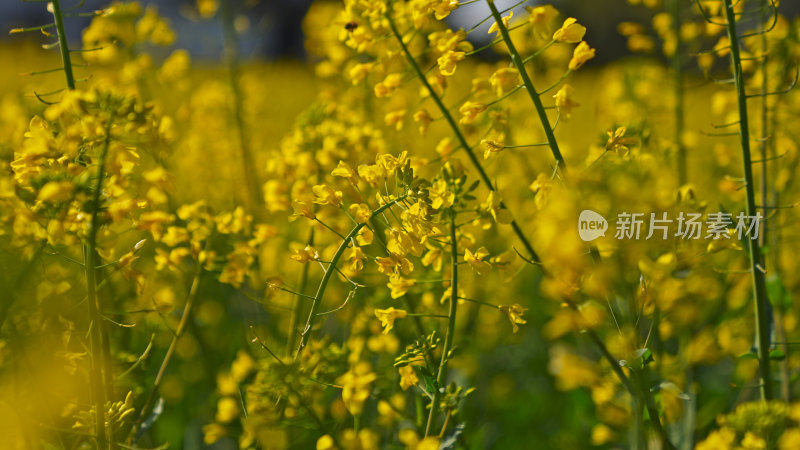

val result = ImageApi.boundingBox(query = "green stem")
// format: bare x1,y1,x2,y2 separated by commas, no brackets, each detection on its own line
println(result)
128,260,204,442
85,121,113,450
287,227,314,356
633,369,676,450
51,0,75,91
582,322,634,394
457,296,499,309
672,0,686,184
759,0,789,404
386,14,544,269
632,389,644,450
722,0,773,401
485,0,565,171
294,196,407,358
758,1,769,253
425,210,459,437
672,7,686,183
521,40,556,64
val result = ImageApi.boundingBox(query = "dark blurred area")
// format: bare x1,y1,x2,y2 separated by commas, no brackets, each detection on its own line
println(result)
2,0,313,60
1,0,798,61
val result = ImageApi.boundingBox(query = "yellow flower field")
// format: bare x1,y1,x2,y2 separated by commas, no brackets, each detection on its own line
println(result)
1,0,799,449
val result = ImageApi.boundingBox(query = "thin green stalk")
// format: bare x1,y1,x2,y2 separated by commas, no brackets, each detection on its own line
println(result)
722,0,773,401
758,1,769,252
386,15,544,269
633,369,676,450
294,196,407,358
98,267,116,402
522,40,556,64
51,0,75,90
632,391,644,450
671,0,686,184
582,322,634,394
85,121,114,450
425,209,459,437
128,261,204,442
457,296,499,309
287,227,314,356
759,0,790,404
485,0,565,170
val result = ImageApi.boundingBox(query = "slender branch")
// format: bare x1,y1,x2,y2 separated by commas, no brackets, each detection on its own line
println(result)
583,323,634,394
128,259,204,442
633,369,676,450
722,0,773,401
51,0,75,90
671,0,686,184
425,209,459,437
287,227,314,356
85,120,114,450
294,196,407,358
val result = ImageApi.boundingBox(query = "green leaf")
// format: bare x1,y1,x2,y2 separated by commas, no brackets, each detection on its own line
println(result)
738,352,758,360
769,349,786,361
635,348,654,368
766,274,791,311
419,368,437,396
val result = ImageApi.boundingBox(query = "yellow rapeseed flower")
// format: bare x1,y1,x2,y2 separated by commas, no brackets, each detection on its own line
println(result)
337,362,377,415
489,67,520,97
433,0,459,20
568,41,596,70
332,161,357,179
481,139,505,160
429,179,454,209
398,365,418,390
499,304,527,333
459,101,487,124
553,18,586,43
387,274,416,299
488,11,513,35
437,50,465,77
553,84,580,119
464,247,491,275
374,307,408,334
312,184,343,206
528,4,558,26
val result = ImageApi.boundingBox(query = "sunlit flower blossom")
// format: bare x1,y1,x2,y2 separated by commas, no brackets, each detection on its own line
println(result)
481,139,505,160
459,101,487,124
429,179,454,209
553,18,586,43
499,304,527,333
464,247,491,275
488,11,513,35
387,274,416,298
398,365,419,390
438,51,465,76
553,84,579,119
569,41,596,70
374,307,408,334
489,68,520,97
